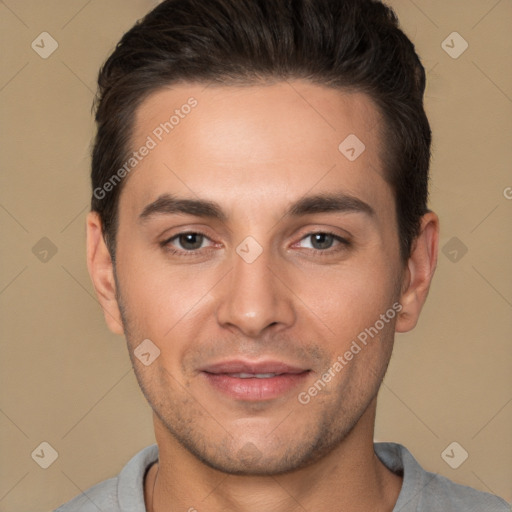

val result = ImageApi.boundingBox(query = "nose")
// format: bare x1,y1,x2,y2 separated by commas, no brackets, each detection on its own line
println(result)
215,243,296,338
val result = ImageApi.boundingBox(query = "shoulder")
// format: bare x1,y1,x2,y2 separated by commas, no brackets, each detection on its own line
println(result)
54,477,118,512
374,442,510,512
421,471,510,511
53,444,159,512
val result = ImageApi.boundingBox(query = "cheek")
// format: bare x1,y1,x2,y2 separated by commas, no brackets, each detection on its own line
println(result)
292,257,399,341
115,247,223,366
120,266,211,327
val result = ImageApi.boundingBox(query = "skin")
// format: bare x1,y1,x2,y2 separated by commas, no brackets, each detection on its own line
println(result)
87,81,439,512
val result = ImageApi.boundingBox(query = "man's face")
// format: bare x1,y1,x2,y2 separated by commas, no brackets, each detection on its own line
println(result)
112,81,405,474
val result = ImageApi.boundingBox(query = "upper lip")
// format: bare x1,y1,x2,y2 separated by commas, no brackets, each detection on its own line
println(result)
200,360,309,375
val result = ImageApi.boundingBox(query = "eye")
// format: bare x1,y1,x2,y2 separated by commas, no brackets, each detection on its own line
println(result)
163,232,214,253
161,230,350,257
296,232,349,252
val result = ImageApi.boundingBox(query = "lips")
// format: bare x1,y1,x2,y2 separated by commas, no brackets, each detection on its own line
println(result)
200,360,311,401
227,373,281,378
200,360,307,375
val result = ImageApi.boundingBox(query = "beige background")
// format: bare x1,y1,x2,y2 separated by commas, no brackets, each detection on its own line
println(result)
0,0,511,510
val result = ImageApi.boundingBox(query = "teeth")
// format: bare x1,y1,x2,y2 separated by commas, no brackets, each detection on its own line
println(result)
230,373,278,379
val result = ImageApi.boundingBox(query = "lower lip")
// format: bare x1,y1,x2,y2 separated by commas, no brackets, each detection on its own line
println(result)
202,372,310,401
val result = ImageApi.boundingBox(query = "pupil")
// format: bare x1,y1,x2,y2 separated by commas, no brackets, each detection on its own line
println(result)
180,233,203,250
312,233,332,250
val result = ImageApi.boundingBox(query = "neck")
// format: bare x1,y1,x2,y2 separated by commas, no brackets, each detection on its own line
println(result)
145,399,402,512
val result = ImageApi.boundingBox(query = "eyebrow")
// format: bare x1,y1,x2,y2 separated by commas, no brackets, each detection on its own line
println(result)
138,192,375,223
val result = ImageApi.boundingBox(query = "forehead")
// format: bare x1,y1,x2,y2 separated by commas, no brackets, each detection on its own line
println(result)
123,81,389,216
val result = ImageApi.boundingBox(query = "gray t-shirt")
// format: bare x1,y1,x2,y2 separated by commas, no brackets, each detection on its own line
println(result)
54,442,509,511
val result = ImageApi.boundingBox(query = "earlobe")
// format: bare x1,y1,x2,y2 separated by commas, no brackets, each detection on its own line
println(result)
86,212,124,335
395,211,439,333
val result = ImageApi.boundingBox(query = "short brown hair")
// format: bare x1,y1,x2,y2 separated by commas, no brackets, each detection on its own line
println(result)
91,0,431,261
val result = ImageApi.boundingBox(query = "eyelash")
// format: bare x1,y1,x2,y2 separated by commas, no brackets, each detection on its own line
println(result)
160,231,350,257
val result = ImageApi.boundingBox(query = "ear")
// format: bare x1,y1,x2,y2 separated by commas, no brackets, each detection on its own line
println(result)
86,211,124,335
395,211,439,333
